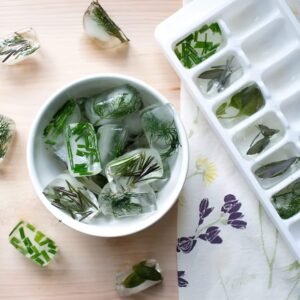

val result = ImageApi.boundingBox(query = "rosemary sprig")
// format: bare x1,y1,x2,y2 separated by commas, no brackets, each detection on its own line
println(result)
43,180,99,222
247,124,279,155
84,0,129,44
108,151,161,186
216,85,264,120
174,22,223,69
0,30,39,64
255,157,299,179
198,56,241,93
142,112,179,158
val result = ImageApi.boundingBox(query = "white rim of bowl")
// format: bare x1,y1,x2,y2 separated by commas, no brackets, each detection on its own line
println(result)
27,73,189,237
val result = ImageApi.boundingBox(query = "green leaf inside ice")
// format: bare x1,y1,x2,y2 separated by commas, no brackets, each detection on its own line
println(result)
216,85,264,120
133,261,163,281
255,157,299,179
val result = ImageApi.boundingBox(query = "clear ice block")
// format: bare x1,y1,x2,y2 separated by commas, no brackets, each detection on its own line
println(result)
9,220,58,267
43,173,101,222
115,259,163,297
174,22,224,69
66,122,101,177
97,124,127,169
99,183,157,218
84,85,143,126
0,28,40,65
140,104,180,159
0,114,15,164
43,100,81,149
105,148,164,190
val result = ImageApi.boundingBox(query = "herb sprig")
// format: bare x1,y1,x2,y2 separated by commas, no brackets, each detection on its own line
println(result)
43,180,99,221
84,0,129,44
255,157,299,179
0,115,12,158
247,124,279,155
216,85,264,120
198,56,241,93
0,30,39,64
143,112,180,158
174,22,223,69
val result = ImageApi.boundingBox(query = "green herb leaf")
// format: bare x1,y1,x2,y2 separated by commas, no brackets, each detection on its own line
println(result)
216,85,264,119
122,272,145,288
255,157,299,179
198,68,225,79
258,124,279,137
133,261,163,281
247,137,270,155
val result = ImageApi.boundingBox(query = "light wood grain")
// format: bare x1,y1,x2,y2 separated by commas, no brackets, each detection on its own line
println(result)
0,1,181,299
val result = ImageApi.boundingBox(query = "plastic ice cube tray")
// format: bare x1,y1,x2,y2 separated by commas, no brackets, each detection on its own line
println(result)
155,0,300,263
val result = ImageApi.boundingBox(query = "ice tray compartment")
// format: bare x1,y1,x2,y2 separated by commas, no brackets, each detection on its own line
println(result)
281,91,300,132
253,143,300,189
242,18,298,67
233,112,285,159
222,0,279,36
272,178,300,220
194,51,244,98
214,83,265,129
262,50,300,97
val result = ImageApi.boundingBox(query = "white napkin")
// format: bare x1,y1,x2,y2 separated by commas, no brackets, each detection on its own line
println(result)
177,3,300,297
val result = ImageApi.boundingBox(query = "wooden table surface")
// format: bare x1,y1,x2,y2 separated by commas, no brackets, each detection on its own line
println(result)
0,1,181,299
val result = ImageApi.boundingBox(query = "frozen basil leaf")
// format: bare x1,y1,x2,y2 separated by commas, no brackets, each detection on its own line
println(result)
198,68,225,79
123,272,145,288
255,157,298,179
216,102,228,117
133,261,163,281
247,137,270,155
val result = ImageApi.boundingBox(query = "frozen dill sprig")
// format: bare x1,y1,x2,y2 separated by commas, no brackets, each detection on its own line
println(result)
0,28,40,65
0,115,15,159
83,0,129,48
143,112,179,158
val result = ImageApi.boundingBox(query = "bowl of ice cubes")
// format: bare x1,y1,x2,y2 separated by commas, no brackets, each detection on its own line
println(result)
27,74,189,237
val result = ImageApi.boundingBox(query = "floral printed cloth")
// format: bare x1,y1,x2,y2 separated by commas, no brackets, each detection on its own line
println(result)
177,85,300,299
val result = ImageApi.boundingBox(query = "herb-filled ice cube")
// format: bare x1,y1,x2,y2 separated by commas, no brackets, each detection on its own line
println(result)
83,0,129,48
84,85,143,125
43,173,101,222
197,55,243,96
105,148,164,189
99,184,157,218
174,22,224,69
140,104,180,159
97,124,127,170
9,221,58,267
272,179,300,219
66,122,101,177
0,114,15,164
0,28,40,65
116,259,163,297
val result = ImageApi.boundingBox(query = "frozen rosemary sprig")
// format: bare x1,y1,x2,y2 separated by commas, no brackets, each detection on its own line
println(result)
255,157,299,179
142,112,179,158
198,56,241,93
247,124,279,155
83,0,129,48
174,22,223,69
44,179,100,222
0,28,40,65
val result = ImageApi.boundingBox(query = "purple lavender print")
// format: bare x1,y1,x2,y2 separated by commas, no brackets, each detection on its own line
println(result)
198,198,214,225
177,236,197,253
198,226,223,244
178,271,189,287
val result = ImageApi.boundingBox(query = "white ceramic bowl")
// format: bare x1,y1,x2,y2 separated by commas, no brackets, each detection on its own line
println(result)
27,74,189,237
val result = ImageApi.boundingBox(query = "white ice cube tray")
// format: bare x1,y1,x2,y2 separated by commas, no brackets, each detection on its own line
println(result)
155,0,300,262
